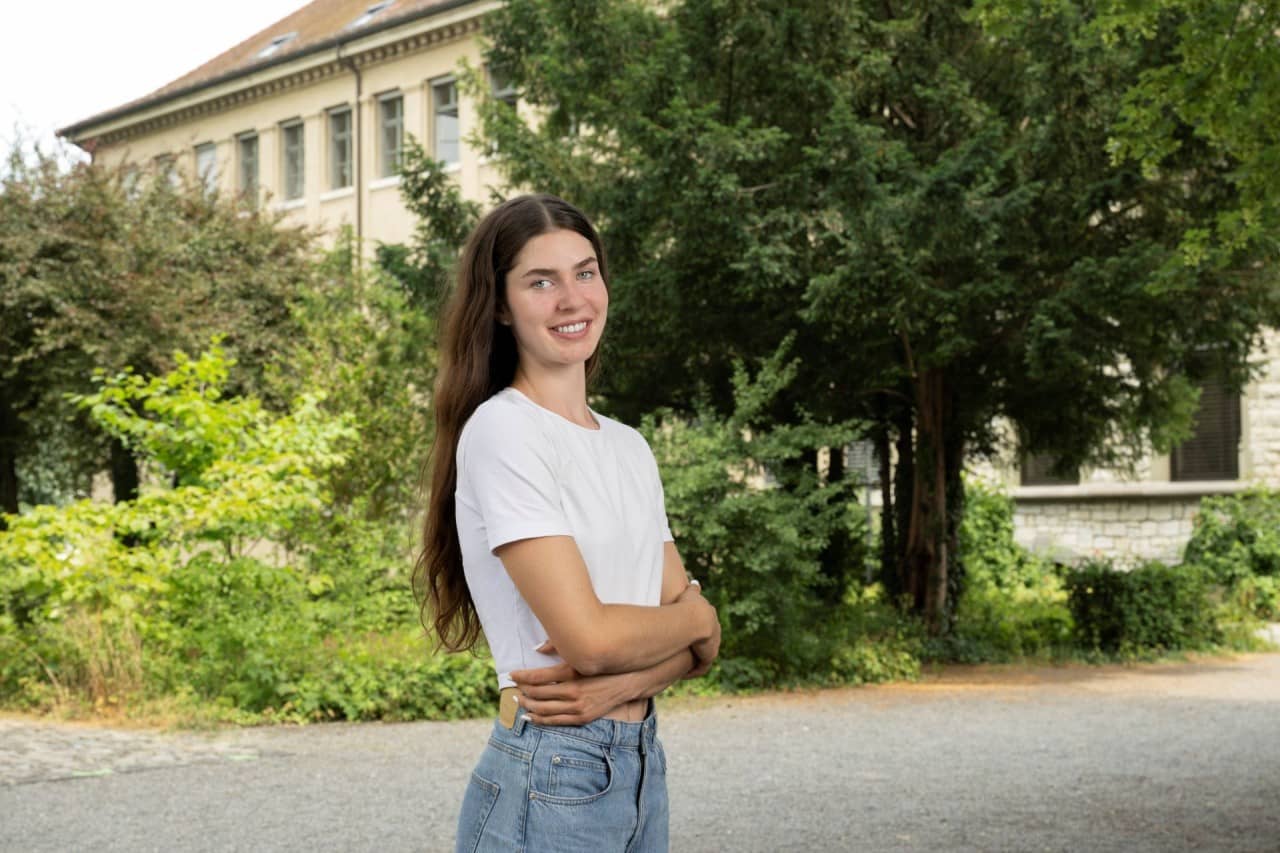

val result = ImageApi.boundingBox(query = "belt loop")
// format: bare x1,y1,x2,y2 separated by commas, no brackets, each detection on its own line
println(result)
512,710,528,735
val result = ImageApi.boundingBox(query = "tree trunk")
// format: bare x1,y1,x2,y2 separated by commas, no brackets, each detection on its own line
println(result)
889,402,915,600
904,368,950,634
110,438,139,504
818,443,850,604
874,420,895,592
944,425,967,634
0,392,21,522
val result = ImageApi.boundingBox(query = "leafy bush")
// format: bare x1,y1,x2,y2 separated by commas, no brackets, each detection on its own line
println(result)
0,346,496,721
1229,574,1280,622
944,481,1074,661
1184,489,1280,585
642,339,867,683
1063,559,1219,654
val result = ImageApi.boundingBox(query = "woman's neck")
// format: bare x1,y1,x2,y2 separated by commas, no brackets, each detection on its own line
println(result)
511,366,596,429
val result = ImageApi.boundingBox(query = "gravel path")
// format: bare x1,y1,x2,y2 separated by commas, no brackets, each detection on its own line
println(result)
2,654,1279,852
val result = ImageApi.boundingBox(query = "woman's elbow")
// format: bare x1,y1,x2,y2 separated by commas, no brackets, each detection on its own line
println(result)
557,638,617,677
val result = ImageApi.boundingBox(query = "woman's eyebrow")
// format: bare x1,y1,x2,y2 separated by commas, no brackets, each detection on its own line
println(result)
520,257,599,277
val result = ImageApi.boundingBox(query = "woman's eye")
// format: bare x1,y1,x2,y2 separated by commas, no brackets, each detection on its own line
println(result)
576,270,596,281
532,279,554,290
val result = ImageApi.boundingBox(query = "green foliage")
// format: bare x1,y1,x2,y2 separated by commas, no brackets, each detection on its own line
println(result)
476,0,1280,630
384,139,481,310
943,481,1074,661
1183,489,1280,586
0,346,499,722
268,238,436,520
1,145,315,512
1227,575,1280,624
1088,0,1280,255
642,339,872,682
1063,559,1219,655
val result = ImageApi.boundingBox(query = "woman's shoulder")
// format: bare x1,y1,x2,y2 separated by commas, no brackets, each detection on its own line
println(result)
596,413,658,459
459,389,543,452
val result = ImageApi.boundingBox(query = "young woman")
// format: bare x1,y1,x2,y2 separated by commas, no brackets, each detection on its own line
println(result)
416,194,720,853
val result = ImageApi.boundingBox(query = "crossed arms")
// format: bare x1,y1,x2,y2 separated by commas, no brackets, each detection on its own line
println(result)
495,536,721,725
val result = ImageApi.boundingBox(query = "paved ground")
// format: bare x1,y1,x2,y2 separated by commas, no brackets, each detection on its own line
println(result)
2,654,1279,852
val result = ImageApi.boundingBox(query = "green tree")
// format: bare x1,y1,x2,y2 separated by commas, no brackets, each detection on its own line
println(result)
1087,0,1280,255
268,234,438,521
378,137,481,310
473,0,1280,632
0,147,315,515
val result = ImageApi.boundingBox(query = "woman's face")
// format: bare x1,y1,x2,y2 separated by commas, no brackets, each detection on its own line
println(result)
501,228,608,373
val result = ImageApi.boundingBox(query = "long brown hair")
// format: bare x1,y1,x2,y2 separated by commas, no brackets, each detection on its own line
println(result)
414,194,610,651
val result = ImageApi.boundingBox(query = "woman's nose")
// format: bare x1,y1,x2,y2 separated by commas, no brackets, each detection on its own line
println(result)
557,283,586,310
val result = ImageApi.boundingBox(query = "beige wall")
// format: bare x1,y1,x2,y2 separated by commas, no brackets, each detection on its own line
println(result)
88,9,508,250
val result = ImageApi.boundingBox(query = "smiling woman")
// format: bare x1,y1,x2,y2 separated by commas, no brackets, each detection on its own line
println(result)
496,228,609,380
414,194,719,852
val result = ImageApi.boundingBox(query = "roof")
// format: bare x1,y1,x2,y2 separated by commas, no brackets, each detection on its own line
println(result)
61,0,476,140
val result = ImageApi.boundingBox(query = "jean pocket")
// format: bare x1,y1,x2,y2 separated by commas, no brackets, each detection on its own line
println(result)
455,771,500,853
535,737,614,805
652,737,668,774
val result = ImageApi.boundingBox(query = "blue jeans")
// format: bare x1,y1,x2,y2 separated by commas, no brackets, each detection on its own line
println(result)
455,703,669,852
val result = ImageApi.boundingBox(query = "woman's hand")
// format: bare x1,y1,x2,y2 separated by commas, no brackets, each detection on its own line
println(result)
509,659,635,726
675,582,720,677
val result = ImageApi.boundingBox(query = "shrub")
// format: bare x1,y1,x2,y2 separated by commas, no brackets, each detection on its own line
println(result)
944,481,1074,661
1063,559,1219,654
1183,489,1280,585
642,338,865,681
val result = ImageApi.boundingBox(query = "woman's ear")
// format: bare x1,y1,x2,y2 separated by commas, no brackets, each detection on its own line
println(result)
495,303,512,326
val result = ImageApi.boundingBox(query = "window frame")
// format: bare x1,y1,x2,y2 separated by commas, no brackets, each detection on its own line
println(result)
1170,377,1242,482
327,106,353,190
377,91,405,179
431,76,460,168
237,131,260,206
280,118,306,202
194,142,218,193
1019,451,1081,487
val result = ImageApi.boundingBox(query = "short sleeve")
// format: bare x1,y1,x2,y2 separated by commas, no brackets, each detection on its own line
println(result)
459,406,574,552
644,438,675,543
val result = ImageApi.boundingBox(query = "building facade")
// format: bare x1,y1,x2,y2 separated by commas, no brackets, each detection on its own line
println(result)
62,0,502,249
972,327,1280,565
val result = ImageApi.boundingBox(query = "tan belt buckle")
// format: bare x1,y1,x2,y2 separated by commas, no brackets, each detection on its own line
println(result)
499,687,521,728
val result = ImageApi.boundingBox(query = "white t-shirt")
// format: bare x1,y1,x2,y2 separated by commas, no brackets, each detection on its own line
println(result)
455,386,673,689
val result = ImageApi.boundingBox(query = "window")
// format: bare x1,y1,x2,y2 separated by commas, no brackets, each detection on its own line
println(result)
1020,451,1080,486
281,120,305,201
237,132,259,205
483,66,517,156
195,142,218,193
378,93,404,178
1171,378,1241,481
153,154,178,186
257,32,296,59
348,1,393,30
490,65,517,110
123,166,141,198
432,78,459,167
328,107,353,190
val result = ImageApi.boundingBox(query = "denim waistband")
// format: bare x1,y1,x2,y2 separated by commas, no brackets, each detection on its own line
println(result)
508,699,658,749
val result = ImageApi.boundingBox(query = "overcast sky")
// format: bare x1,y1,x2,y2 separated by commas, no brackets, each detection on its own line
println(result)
2,0,308,160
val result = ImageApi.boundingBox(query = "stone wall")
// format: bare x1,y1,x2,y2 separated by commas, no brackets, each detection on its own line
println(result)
1013,495,1203,566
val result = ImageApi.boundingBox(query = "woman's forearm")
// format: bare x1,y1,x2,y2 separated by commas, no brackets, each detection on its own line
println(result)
582,598,714,675
498,535,716,676
510,648,698,726
626,647,697,700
